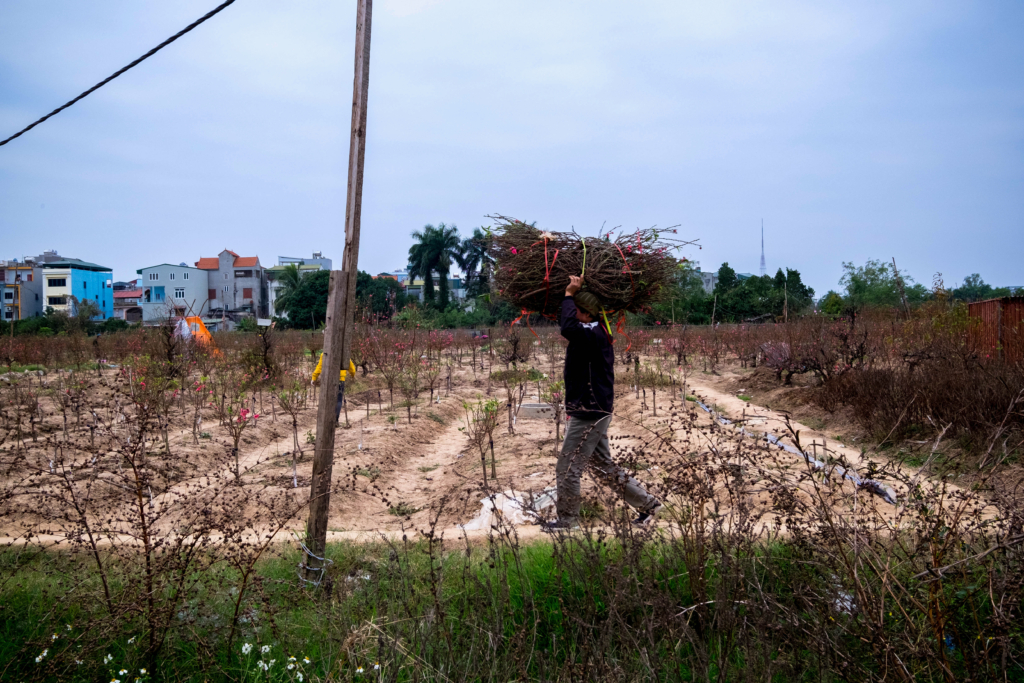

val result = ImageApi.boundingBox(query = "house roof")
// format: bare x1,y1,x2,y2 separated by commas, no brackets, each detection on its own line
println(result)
136,263,204,274
114,289,143,299
195,253,260,270
42,259,111,272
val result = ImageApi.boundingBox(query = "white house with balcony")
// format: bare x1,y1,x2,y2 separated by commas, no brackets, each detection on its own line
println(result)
136,263,209,322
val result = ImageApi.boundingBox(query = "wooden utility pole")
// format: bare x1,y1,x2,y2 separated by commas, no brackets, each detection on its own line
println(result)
303,0,372,584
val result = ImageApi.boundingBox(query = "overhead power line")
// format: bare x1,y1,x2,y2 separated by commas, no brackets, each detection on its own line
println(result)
0,0,237,148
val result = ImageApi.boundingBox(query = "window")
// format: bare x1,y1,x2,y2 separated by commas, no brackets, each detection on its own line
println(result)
3,292,12,301
235,270,253,278
4,312,11,320
148,273,159,281
169,273,176,281
174,287,185,299
27,273,33,282
48,296,67,306
208,289,216,301
152,286,165,302
48,278,66,287
183,272,190,280
83,281,87,290
223,285,230,292
242,287,253,299
224,273,228,280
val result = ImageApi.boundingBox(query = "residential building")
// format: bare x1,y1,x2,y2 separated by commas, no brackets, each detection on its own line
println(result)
404,276,468,303
1,250,79,321
381,268,410,284
136,263,208,322
0,260,44,320
41,259,113,320
113,280,143,322
278,252,333,270
266,262,325,318
195,249,267,318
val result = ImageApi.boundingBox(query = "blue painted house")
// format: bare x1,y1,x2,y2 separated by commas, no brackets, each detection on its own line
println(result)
42,259,114,320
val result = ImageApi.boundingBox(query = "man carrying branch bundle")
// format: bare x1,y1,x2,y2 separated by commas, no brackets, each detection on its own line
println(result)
543,275,662,531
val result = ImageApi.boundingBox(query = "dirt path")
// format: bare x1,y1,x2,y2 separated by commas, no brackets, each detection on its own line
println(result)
3,355,960,550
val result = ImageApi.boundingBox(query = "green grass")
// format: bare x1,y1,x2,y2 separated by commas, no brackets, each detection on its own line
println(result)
417,465,439,473
737,394,752,402
387,502,420,516
356,466,381,481
1,533,1018,682
426,412,446,425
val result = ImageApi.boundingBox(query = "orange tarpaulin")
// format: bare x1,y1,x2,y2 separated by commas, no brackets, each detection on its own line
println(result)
185,316,214,346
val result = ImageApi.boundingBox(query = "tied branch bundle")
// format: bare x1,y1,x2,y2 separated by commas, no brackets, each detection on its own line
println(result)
488,215,697,318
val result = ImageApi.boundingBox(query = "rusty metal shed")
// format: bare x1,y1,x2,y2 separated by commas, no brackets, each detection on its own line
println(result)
968,297,1024,363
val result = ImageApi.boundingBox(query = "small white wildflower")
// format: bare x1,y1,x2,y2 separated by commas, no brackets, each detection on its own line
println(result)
269,659,276,667
303,657,310,664
120,669,128,675
288,656,296,662
297,674,304,682
128,636,135,644
374,663,380,670
66,624,72,631
35,648,49,663
261,645,271,654
357,666,364,673
76,660,83,665
51,633,59,641
241,643,253,655
256,661,268,671
287,663,295,670
111,679,121,683
139,669,147,675
104,654,114,664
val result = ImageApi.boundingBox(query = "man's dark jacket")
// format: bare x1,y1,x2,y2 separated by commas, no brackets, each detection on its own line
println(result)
560,296,614,420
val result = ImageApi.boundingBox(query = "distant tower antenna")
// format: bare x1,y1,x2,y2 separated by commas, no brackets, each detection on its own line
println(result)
759,219,766,277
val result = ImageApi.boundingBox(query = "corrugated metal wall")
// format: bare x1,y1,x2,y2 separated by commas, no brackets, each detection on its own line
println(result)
969,298,1024,363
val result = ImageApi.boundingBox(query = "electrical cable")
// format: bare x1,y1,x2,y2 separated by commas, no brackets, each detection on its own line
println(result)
0,0,237,148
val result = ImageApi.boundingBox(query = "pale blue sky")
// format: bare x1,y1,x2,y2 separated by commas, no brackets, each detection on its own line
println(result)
1,0,1022,293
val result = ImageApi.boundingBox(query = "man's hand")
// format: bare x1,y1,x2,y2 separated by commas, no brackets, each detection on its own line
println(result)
566,275,583,296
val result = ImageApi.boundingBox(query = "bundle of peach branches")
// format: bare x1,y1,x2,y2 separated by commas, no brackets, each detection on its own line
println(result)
488,215,698,320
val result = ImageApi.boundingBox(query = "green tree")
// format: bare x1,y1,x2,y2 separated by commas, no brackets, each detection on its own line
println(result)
820,290,844,316
716,263,738,293
273,263,305,314
408,223,463,309
279,269,331,329
650,262,712,324
458,227,494,298
356,270,408,319
773,268,787,291
840,259,909,310
950,273,1011,302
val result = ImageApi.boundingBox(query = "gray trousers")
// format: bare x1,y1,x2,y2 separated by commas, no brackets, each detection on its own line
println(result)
556,415,658,523
335,382,346,421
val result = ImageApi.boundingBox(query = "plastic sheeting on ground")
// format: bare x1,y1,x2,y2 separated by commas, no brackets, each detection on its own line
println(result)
459,487,558,531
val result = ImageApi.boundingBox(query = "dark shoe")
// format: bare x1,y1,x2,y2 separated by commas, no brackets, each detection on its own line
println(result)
540,519,579,533
632,503,664,526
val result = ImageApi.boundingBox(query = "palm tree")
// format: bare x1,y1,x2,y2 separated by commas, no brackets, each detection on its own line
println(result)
457,227,494,297
408,223,463,309
273,263,304,316
408,228,436,306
